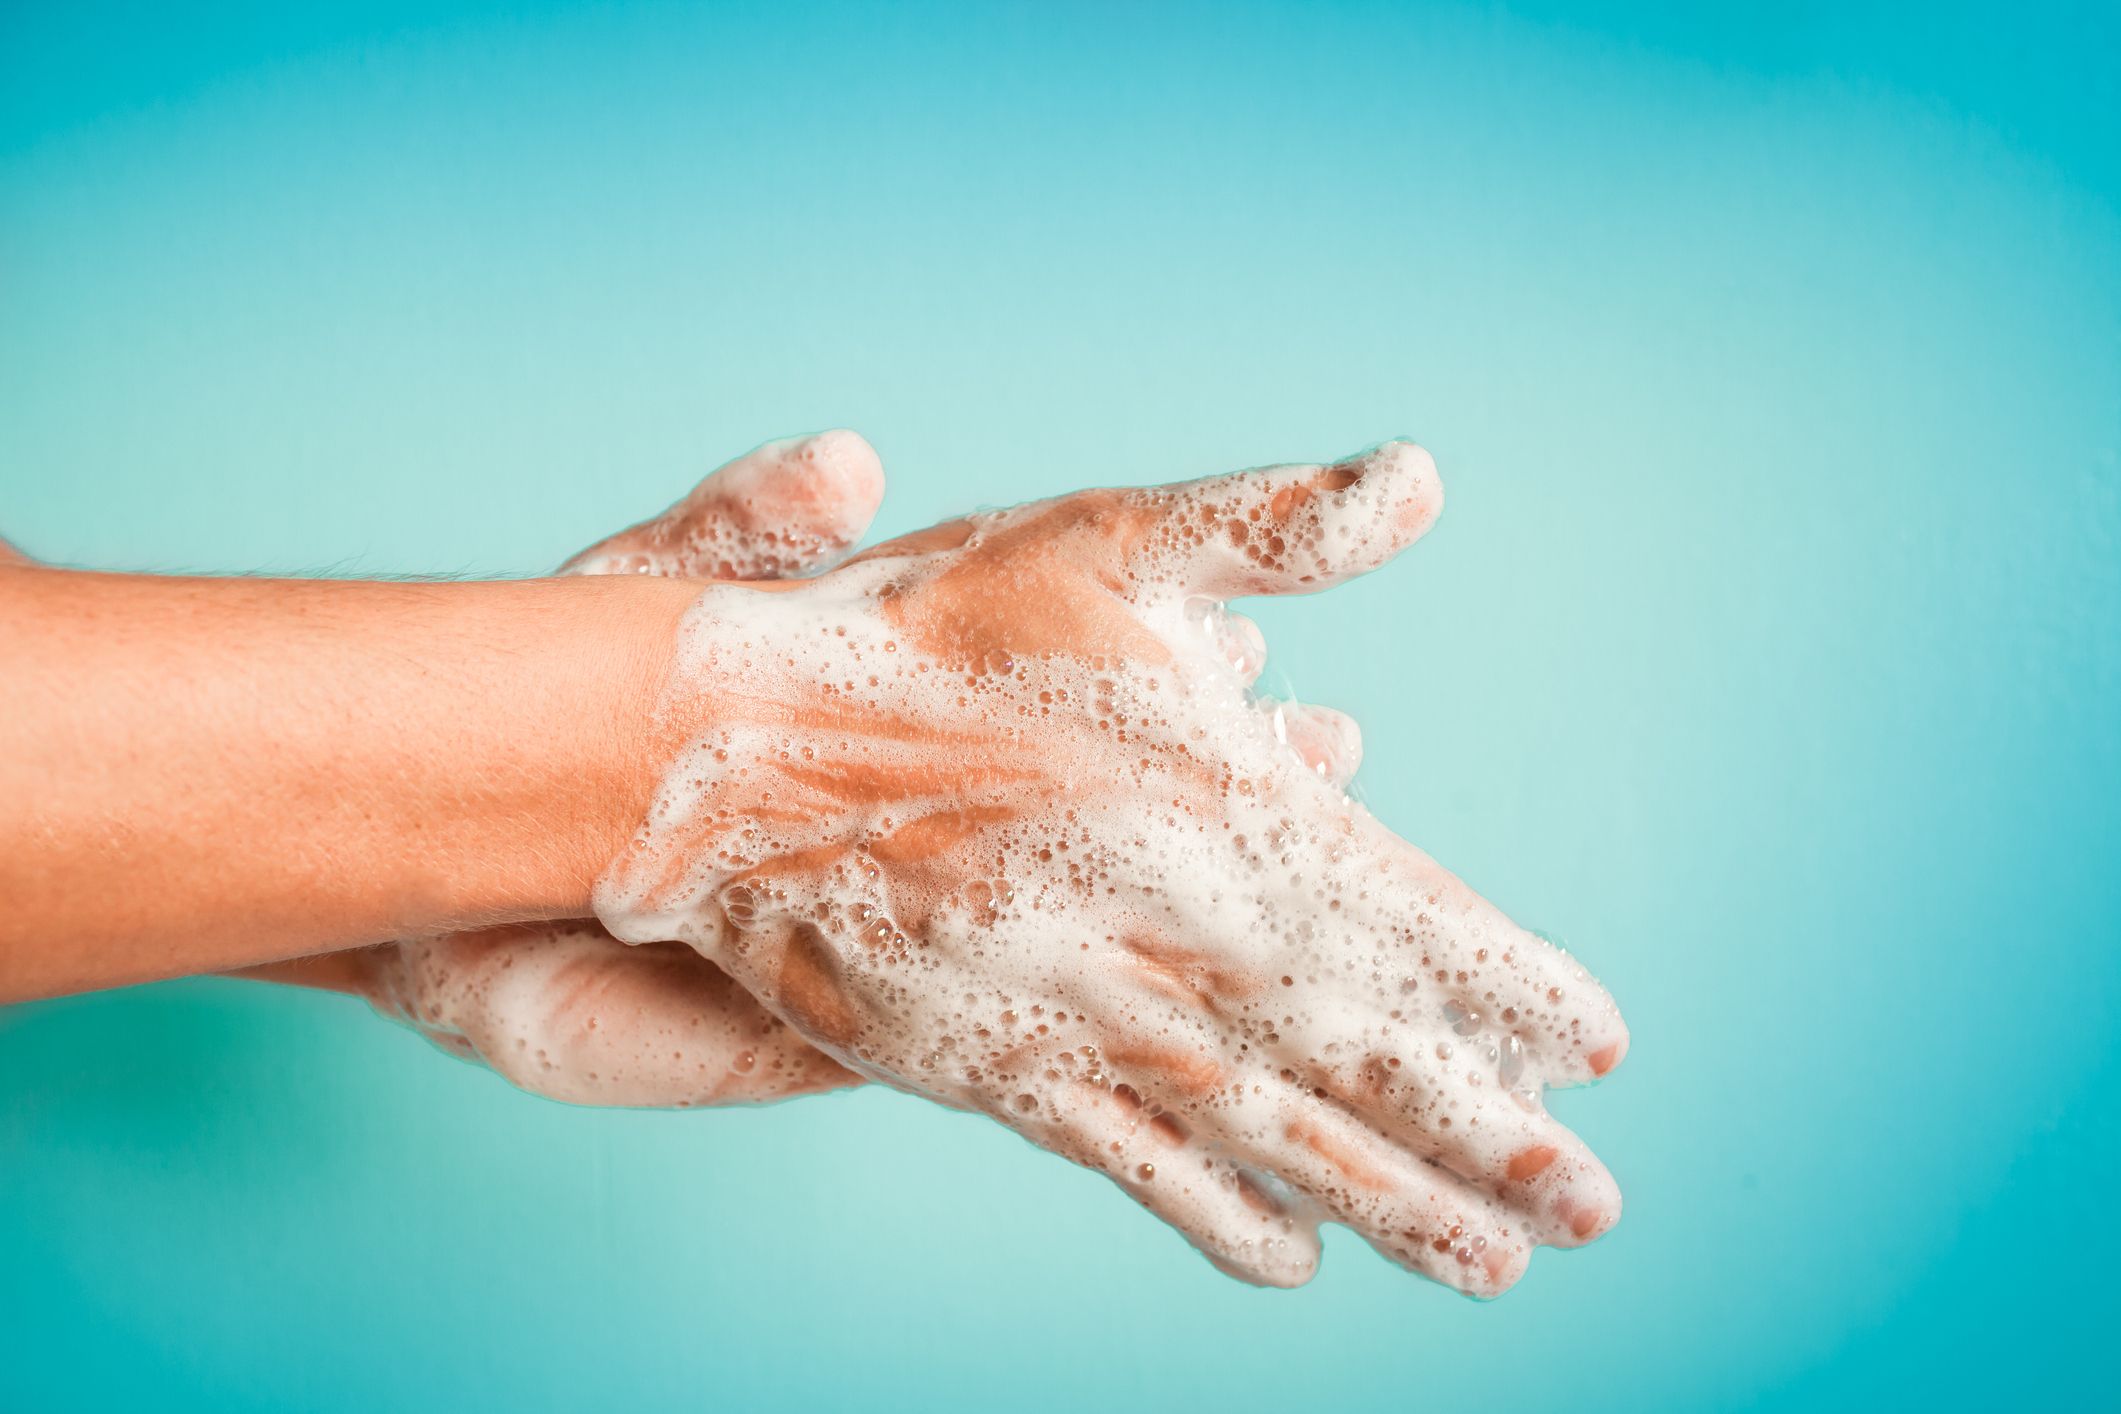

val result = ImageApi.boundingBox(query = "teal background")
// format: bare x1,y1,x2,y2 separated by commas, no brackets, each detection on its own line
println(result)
3,2,2116,1408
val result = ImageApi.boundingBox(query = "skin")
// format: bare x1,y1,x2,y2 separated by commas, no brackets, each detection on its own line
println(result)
0,565,693,995
596,440,1630,1292
1,434,1628,1294
2,436,1351,1112
331,434,885,1106
9,437,877,1105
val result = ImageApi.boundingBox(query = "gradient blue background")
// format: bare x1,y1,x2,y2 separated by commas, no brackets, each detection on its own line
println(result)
3,2,2117,1408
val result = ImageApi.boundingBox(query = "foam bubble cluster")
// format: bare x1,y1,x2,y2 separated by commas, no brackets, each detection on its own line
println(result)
562,431,885,581
596,442,1630,1291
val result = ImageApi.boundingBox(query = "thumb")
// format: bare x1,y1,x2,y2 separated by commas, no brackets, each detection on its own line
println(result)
562,429,886,580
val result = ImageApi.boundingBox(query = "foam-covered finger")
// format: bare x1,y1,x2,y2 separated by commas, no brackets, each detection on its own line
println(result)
1298,1040,1620,1247
1133,440,1443,599
500,934,858,1107
1471,924,1631,1086
1040,1079,1323,1288
562,429,885,580
1181,597,1269,683
1439,910,1630,1088
1351,823,1630,1087
1264,700,1363,787
1485,1120,1621,1247
1443,941,1630,1089
379,925,858,1108
1239,1089,1533,1297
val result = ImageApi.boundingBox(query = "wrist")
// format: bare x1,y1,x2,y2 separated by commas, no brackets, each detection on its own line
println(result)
481,572,706,925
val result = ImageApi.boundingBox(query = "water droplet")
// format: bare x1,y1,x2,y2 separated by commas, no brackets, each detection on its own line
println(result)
1443,1000,1483,1037
1498,1033,1526,1087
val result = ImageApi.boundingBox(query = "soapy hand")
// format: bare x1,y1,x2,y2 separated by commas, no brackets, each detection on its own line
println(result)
595,441,1629,1291
359,433,883,1105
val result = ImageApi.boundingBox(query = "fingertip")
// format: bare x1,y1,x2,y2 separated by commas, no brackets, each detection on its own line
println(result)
1587,1026,1629,1079
1307,705,1364,783
722,430,883,564
1204,1218,1323,1289
1220,609,1268,683
1227,1251,1321,1289
1541,1149,1623,1249
1342,439,1444,543
1271,701,1364,787
571,429,888,580
782,428,887,521
1470,1237,1532,1298
1168,439,1447,598
1552,1192,1621,1247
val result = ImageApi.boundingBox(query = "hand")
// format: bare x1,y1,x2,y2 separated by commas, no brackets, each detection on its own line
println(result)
595,441,1629,1291
360,433,882,1106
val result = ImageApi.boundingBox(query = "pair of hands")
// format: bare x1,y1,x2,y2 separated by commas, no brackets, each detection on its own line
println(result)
0,432,1628,1294
256,430,1626,1294
386,428,1620,1297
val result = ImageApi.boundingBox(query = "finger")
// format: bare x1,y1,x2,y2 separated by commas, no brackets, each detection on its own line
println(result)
378,925,859,1108
1234,1084,1534,1297
1037,1078,1324,1288
840,515,979,567
892,1008,1323,1288
1443,935,1631,1089
1293,1038,1621,1248
0,536,27,565
1347,821,1630,1087
513,934,859,1107
1128,440,1444,599
1263,700,1362,788
1182,598,1269,684
562,429,885,580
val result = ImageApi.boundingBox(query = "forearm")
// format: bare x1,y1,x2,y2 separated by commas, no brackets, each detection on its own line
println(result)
0,565,698,1001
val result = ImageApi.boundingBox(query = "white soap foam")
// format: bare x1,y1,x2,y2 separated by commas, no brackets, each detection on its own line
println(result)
562,431,884,581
